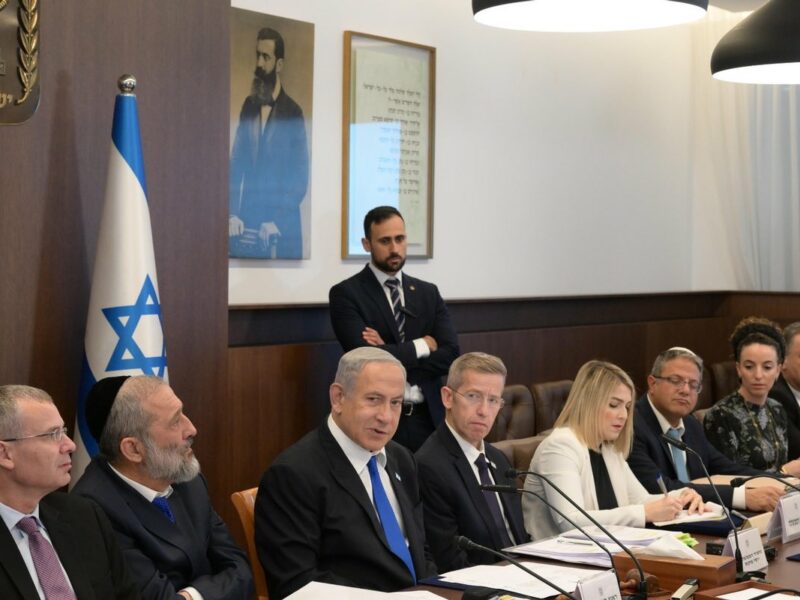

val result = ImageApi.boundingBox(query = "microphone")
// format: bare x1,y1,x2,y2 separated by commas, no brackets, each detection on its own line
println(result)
660,434,752,581
454,535,578,600
730,475,800,494
507,469,648,600
480,484,626,586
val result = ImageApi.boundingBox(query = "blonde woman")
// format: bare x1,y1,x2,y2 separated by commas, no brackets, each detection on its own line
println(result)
523,360,703,538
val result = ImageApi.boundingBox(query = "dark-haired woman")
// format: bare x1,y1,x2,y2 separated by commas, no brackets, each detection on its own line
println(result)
704,316,800,476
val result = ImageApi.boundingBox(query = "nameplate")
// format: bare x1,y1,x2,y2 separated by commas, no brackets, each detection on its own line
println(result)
575,569,621,600
723,526,767,571
0,0,40,124
766,491,800,544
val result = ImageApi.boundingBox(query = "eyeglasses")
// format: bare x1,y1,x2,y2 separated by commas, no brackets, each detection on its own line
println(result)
653,375,702,393
1,426,70,443
448,388,505,408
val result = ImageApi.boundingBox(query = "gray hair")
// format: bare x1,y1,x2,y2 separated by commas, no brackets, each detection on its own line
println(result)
650,347,704,378
784,322,800,352
447,352,507,390
334,347,406,394
99,376,166,462
0,385,53,440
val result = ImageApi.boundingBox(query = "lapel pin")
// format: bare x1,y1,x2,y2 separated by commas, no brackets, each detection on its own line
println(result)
409,285,416,291
395,472,402,482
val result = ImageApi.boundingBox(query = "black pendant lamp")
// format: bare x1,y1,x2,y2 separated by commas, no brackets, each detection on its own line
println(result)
711,0,800,84
472,0,709,32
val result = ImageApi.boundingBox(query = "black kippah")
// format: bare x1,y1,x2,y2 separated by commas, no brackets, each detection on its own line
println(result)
85,376,130,441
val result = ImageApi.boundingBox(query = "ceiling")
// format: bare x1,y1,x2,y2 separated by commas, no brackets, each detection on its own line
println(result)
711,0,765,11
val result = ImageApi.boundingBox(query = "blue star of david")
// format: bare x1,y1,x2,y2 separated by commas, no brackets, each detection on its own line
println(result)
102,275,168,377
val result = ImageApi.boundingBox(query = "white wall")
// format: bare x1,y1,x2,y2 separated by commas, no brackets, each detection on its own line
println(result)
229,0,721,305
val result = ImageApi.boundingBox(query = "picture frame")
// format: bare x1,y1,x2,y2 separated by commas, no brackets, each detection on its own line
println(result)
342,31,435,259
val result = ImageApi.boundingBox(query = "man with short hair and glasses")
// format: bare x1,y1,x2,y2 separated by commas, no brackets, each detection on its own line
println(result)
0,384,139,599
628,347,783,512
415,353,529,572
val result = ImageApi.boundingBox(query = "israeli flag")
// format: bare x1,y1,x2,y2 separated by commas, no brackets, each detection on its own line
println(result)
71,77,168,485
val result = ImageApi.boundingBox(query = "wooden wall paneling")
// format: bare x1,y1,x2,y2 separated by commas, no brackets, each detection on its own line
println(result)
0,0,231,522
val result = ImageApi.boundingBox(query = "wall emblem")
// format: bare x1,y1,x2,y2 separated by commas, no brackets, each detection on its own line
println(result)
0,0,40,123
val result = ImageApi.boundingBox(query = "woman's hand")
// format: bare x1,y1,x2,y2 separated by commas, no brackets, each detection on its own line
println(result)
781,458,800,478
644,495,683,523
677,488,704,514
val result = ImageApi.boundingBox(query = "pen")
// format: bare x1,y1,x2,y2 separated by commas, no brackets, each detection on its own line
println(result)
656,473,668,497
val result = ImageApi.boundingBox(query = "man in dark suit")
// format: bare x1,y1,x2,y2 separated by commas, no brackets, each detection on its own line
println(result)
770,322,800,458
72,376,253,600
329,206,459,451
628,347,783,512
0,384,139,599
255,347,436,599
416,352,528,573
229,27,308,259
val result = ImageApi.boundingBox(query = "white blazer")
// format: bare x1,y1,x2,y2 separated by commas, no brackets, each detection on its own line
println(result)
522,427,664,539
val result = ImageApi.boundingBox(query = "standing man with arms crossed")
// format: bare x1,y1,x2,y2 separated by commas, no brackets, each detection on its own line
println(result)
255,347,436,599
73,376,253,600
0,385,139,599
628,347,783,512
416,352,529,573
330,206,459,451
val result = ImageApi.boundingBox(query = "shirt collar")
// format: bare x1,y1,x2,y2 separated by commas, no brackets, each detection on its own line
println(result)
368,262,403,288
0,501,42,537
327,414,387,473
108,463,173,502
445,420,487,466
647,394,685,435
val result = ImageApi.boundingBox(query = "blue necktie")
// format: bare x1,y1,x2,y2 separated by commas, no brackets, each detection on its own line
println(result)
385,279,406,342
667,427,690,482
152,496,176,523
367,455,416,582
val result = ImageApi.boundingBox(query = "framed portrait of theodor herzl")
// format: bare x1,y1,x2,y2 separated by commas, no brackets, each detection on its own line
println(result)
342,31,435,259
229,8,314,260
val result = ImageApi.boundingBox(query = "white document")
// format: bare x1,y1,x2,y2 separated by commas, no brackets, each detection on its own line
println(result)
723,526,768,571
439,561,605,598
631,534,703,561
284,581,443,599
653,502,725,527
720,589,799,600
560,525,674,546
510,537,618,567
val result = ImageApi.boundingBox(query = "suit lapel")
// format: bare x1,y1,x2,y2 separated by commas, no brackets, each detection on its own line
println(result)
358,267,401,342
438,427,499,542
639,398,678,478
401,275,420,339
487,446,527,544
41,497,94,599
320,425,384,542
384,446,424,572
0,518,39,599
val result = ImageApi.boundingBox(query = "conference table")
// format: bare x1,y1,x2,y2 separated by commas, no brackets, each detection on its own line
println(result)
414,534,800,599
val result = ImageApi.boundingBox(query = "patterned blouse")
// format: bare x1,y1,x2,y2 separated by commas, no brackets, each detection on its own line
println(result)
703,391,789,472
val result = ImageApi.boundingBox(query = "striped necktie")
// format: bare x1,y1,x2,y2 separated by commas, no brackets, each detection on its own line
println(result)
385,278,406,342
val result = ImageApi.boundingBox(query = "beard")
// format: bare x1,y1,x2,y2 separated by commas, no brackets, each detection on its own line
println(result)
251,66,277,106
372,252,406,274
142,436,201,484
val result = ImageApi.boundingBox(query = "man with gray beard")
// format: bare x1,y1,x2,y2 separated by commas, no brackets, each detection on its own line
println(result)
72,376,253,600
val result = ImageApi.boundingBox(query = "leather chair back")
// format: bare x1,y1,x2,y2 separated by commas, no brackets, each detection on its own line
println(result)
486,384,535,442
493,434,549,486
531,380,573,435
711,360,739,402
230,488,268,600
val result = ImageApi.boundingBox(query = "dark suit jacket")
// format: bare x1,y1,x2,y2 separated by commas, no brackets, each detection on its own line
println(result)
0,492,139,599
229,88,309,258
73,459,253,600
415,423,529,572
329,265,459,424
628,395,762,506
770,374,800,458
255,422,436,599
